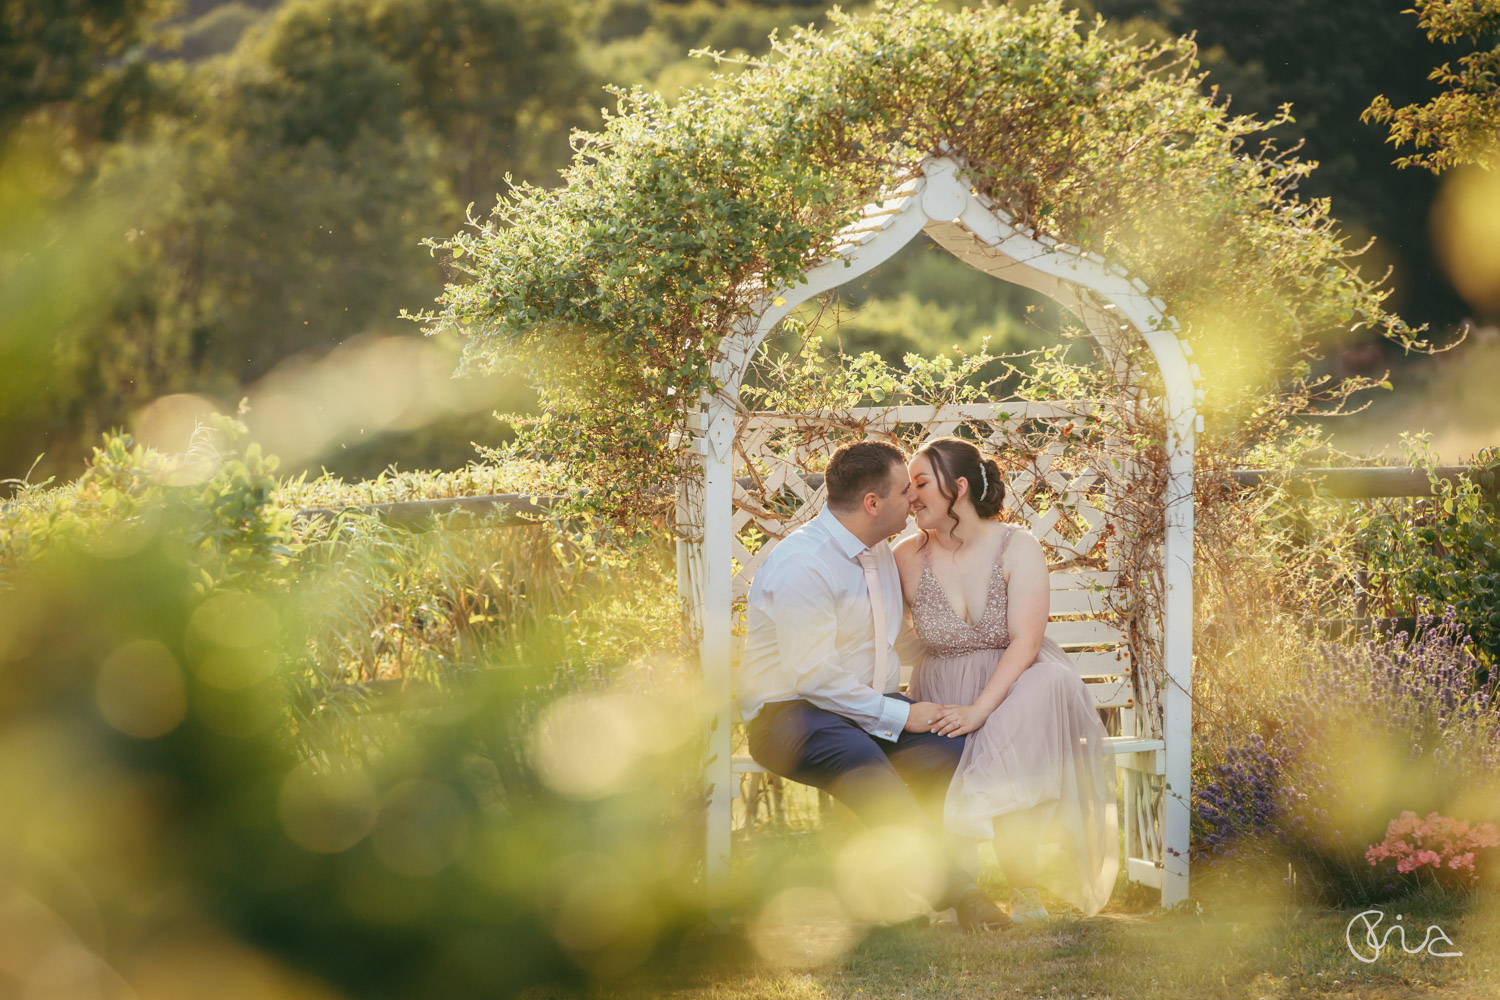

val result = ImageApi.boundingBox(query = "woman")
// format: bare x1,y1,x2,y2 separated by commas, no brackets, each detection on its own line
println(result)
893,437,1118,919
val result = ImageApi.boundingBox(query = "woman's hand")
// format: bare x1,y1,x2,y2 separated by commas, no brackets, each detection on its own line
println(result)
931,703,991,737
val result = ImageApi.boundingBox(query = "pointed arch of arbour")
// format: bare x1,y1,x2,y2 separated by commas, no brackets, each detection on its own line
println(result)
712,155,1202,417
689,153,1200,910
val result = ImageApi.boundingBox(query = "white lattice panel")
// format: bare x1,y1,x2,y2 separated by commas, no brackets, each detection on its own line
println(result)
730,401,1121,599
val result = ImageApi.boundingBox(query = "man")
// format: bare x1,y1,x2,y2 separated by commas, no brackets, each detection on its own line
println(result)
738,440,1011,931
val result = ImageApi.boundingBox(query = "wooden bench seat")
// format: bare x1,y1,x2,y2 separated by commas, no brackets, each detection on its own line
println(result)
730,565,1164,789
731,735,1164,777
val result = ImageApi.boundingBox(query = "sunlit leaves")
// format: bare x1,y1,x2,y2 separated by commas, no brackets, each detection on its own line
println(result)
426,0,1405,513
1363,0,1500,173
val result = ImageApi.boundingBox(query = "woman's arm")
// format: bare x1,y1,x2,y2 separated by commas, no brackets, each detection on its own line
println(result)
931,530,1049,737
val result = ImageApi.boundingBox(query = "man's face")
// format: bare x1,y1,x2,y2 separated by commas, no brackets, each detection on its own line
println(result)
873,461,914,538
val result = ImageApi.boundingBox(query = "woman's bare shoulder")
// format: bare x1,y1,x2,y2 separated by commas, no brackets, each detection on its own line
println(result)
1003,522,1042,544
1000,523,1045,559
892,531,925,565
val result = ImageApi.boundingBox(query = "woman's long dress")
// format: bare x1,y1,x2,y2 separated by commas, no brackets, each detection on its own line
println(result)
906,527,1119,916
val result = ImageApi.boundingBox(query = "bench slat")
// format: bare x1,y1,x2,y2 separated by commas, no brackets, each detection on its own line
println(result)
1049,588,1114,616
1049,619,1126,647
1085,675,1132,708
1126,857,1164,889
1071,648,1132,677
1050,570,1117,591
1103,736,1164,755
730,735,1161,777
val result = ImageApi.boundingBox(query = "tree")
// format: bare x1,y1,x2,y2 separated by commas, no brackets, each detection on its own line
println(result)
1094,0,1467,337
0,0,176,144
1363,0,1500,173
0,0,601,479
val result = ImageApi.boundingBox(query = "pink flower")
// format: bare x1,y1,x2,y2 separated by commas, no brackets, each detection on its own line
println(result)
1365,811,1499,887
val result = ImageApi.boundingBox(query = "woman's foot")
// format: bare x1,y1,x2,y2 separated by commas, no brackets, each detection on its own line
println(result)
1008,887,1048,923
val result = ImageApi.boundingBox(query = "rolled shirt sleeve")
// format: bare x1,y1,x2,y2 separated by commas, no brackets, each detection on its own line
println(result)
761,569,912,742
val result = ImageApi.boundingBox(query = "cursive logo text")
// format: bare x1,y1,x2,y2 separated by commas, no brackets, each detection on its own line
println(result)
1345,910,1462,963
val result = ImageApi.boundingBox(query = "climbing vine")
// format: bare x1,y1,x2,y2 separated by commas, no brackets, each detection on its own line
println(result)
417,0,1413,518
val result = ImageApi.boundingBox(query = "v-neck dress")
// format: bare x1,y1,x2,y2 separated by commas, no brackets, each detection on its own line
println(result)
907,526,1118,916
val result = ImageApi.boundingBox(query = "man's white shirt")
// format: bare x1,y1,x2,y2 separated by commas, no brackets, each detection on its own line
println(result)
738,505,912,741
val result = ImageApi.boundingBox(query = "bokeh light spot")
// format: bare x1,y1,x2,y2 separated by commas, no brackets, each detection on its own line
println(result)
371,780,470,878
188,592,279,652
547,852,656,975
191,648,269,691
1433,165,1500,312
748,886,860,968
833,825,942,924
277,761,377,854
94,639,187,739
529,693,640,800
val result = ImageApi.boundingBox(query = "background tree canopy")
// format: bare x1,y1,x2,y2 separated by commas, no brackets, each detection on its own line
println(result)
0,0,1484,486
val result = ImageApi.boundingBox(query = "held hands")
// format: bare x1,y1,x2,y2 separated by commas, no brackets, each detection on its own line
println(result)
931,703,990,738
903,701,945,733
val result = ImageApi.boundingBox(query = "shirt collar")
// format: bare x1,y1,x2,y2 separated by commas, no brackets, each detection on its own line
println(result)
815,505,872,560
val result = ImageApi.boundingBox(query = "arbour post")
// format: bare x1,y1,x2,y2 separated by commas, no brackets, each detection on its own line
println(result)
1160,410,1195,906
699,389,737,924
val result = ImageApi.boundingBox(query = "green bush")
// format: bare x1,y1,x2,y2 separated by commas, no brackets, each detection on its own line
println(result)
0,424,716,994
426,0,1413,515
1360,443,1500,665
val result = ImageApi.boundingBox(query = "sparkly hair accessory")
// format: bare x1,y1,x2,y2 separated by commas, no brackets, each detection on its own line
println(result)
978,463,989,501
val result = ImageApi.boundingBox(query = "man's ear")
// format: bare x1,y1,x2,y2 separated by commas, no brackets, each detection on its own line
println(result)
862,491,881,517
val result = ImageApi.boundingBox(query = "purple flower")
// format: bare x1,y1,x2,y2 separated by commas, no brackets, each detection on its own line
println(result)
1190,608,1500,892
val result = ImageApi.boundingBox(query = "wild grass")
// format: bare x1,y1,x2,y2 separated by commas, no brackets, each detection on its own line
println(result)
286,513,684,757
584,879,1500,1000
0,425,686,761
277,453,564,509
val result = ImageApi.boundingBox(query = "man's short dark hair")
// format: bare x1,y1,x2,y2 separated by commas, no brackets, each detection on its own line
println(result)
825,440,907,512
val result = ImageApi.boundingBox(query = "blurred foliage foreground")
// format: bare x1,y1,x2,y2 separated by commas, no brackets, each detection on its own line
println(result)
4,425,1500,998
0,421,717,999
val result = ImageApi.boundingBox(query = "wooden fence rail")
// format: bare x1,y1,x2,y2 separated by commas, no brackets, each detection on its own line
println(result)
321,464,1486,714
1226,466,1480,498
293,466,1482,527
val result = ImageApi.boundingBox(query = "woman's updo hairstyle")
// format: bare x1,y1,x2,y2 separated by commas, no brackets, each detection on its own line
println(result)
917,438,1007,535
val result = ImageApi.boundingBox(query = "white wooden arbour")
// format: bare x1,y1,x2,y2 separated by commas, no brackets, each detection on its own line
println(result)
677,155,1200,910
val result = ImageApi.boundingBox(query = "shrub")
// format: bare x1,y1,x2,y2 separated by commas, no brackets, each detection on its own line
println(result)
1361,444,1500,667
0,417,298,589
1365,811,1500,890
0,426,713,994
423,0,1412,518
1189,732,1282,865
1190,609,1500,903
0,523,709,997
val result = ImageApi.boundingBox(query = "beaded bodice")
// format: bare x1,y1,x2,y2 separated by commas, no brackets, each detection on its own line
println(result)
910,529,1013,657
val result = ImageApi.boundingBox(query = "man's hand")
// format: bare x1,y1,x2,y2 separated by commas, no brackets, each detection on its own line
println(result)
903,701,944,733
932,703,991,737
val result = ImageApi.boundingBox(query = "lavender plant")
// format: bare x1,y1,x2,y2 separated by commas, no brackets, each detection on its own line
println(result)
1191,608,1500,901
1189,732,1281,864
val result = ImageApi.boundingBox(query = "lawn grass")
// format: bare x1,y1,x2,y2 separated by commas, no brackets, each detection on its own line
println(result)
559,787,1500,999
581,875,1500,1000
